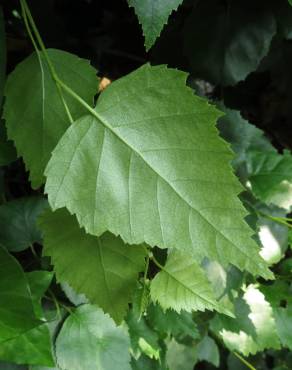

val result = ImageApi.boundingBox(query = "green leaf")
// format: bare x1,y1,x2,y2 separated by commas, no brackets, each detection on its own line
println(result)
39,208,147,323
3,49,97,188
147,304,199,340
0,270,54,366
45,64,271,279
217,108,274,172
55,304,131,370
128,0,183,51
247,150,292,210
126,309,160,358
0,196,48,252
196,336,219,367
0,245,40,341
0,323,54,367
211,285,281,355
274,305,292,350
183,0,276,85
289,0,292,6
26,271,54,317
150,250,228,315
0,7,5,107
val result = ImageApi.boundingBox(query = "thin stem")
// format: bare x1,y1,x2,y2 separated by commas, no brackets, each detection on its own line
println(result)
233,352,257,370
139,254,150,319
20,0,73,123
258,211,292,229
48,289,62,320
20,0,40,54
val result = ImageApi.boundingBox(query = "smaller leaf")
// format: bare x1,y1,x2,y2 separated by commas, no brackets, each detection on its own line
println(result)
39,208,147,323
0,197,48,252
0,245,40,341
128,0,184,50
126,308,160,357
247,150,292,210
56,304,131,370
0,270,55,366
4,49,97,188
147,303,199,340
150,250,230,315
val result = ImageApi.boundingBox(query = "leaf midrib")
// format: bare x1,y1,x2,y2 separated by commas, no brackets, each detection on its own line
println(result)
91,104,258,268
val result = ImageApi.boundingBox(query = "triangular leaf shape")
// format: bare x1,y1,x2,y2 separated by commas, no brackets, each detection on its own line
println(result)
45,64,272,279
150,250,229,315
128,0,184,50
55,304,131,370
39,208,147,323
3,49,97,188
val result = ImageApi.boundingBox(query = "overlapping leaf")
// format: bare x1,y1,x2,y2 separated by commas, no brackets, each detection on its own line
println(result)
0,270,54,366
0,245,40,342
45,64,271,279
39,208,146,323
55,305,131,370
150,250,228,314
128,0,184,50
246,150,292,210
3,49,97,188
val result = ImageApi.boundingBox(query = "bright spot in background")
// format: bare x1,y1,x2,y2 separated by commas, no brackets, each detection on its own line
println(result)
259,225,282,265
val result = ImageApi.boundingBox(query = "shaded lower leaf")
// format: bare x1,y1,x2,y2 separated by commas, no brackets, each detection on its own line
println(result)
0,197,48,252
56,304,131,370
196,336,219,367
0,245,40,341
147,304,199,340
0,324,54,367
166,339,197,370
0,270,54,366
39,208,147,323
